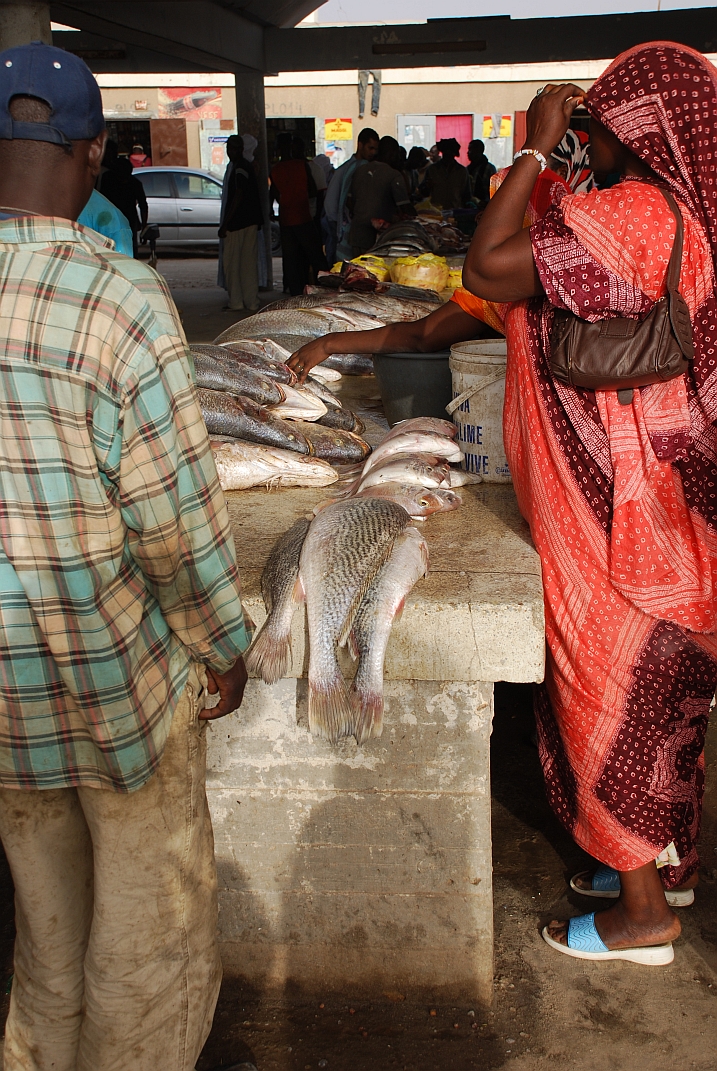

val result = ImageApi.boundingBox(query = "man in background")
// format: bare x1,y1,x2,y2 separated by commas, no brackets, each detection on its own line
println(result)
219,134,263,311
101,156,148,256
421,137,471,209
348,134,414,257
324,126,379,262
270,133,328,295
467,138,496,205
0,42,251,1071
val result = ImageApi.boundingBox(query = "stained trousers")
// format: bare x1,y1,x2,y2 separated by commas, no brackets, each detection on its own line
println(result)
0,667,221,1071
223,224,259,311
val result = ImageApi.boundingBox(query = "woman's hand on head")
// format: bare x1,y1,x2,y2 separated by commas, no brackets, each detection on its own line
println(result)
524,83,585,160
287,337,329,383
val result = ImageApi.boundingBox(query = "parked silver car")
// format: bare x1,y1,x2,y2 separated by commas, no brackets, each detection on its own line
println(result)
133,166,223,246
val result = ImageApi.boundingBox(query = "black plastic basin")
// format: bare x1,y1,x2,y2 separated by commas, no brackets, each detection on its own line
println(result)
372,351,452,427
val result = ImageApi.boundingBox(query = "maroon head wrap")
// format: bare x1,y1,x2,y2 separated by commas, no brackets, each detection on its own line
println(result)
585,42,717,271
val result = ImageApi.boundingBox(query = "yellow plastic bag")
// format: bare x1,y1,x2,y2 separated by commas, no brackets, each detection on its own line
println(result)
447,268,463,289
350,254,390,281
389,253,450,292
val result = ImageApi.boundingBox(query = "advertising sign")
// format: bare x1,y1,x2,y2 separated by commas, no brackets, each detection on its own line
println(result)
324,118,353,141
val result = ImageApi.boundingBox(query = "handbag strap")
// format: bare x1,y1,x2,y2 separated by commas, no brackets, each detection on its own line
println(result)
659,187,684,294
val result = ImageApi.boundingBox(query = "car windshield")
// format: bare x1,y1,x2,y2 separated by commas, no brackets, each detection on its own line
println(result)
173,173,222,198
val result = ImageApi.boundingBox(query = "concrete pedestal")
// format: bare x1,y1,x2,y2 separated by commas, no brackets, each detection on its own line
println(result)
207,379,545,1004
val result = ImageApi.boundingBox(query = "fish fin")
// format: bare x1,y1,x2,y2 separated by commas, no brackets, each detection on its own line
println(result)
308,674,353,744
393,595,407,625
349,684,384,746
244,621,292,685
346,629,360,661
292,575,306,604
276,384,287,403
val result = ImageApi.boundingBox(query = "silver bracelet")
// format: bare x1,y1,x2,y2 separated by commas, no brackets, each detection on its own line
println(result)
513,148,548,172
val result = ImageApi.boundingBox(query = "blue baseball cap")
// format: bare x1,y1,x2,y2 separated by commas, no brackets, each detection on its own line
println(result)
0,41,104,146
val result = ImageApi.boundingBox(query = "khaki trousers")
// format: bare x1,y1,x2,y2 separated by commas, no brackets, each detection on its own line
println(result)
0,668,221,1071
223,224,259,311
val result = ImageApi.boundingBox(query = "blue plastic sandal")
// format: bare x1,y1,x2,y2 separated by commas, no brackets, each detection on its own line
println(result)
570,864,694,907
542,911,674,965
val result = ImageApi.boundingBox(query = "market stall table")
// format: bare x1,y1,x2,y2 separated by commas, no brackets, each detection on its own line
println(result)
205,374,545,1005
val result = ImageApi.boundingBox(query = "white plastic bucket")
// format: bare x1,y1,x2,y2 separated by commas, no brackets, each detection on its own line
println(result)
447,340,510,483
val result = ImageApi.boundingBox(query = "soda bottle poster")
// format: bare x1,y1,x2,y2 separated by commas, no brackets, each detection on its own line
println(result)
158,87,223,120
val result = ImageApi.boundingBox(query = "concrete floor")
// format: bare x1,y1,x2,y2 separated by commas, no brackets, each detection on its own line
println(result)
0,257,715,1069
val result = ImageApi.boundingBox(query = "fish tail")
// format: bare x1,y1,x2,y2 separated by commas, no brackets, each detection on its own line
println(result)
308,673,352,744
245,622,292,685
349,683,384,745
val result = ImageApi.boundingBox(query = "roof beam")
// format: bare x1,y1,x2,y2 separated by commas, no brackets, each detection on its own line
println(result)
265,7,717,72
51,1,265,72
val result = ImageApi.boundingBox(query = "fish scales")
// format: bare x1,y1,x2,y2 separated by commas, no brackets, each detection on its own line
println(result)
245,518,311,684
349,527,429,744
197,388,311,454
299,498,411,743
191,350,284,406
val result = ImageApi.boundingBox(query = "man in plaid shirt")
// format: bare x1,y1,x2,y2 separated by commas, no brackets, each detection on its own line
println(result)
0,44,253,1070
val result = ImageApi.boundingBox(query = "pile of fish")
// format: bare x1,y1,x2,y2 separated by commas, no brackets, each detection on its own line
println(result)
418,218,470,255
245,417,480,745
212,287,439,376
191,342,372,482
369,219,437,259
246,498,429,746
320,417,480,520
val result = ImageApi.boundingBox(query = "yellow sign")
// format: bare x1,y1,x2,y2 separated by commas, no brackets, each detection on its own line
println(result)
482,115,512,139
325,118,353,141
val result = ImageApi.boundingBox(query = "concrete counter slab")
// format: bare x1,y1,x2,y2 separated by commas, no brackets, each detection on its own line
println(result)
207,374,545,1005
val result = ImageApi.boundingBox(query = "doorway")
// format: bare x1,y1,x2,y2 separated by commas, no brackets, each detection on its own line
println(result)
105,119,151,159
266,117,316,164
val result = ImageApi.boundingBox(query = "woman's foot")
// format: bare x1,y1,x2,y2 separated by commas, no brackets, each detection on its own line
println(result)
572,868,698,893
549,859,681,949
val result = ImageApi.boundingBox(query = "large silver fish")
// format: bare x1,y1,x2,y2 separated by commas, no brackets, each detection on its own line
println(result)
355,457,451,493
215,306,385,345
320,354,375,376
304,377,365,434
384,417,458,441
352,482,461,518
348,526,429,744
362,431,463,475
268,385,327,422
299,498,411,742
214,341,297,384
211,441,337,492
191,349,285,406
197,388,311,454
245,518,311,685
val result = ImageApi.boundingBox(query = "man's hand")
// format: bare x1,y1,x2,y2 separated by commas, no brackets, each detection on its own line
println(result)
201,657,248,720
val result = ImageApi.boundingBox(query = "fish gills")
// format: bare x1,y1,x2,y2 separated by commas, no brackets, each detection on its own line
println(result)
245,518,311,685
299,498,410,743
349,527,429,744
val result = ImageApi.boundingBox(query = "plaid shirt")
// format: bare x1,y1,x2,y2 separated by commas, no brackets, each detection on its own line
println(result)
0,216,251,792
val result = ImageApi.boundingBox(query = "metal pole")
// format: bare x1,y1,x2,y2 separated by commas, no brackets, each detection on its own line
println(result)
0,1,51,50
234,69,273,291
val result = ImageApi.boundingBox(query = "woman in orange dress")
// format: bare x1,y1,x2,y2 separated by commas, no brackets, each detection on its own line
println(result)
464,43,717,964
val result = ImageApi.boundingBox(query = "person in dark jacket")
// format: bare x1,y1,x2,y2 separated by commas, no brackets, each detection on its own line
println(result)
101,157,148,257
218,135,263,311
467,139,496,204
420,138,471,209
270,133,328,295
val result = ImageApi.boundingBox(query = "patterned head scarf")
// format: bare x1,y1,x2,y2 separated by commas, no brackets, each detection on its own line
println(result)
550,129,594,194
585,42,717,272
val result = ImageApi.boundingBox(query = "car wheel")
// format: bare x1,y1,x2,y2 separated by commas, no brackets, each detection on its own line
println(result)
270,221,281,255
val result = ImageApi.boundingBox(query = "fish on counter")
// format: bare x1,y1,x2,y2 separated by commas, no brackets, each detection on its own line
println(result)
347,526,429,743
306,363,342,383
268,384,327,422
384,417,458,441
287,420,372,464
210,341,298,385
211,441,338,492
299,497,411,743
191,348,285,406
245,518,311,684
351,457,451,494
215,307,387,346
361,431,463,475
197,388,312,454
327,482,461,519
303,377,366,434
447,470,482,487
319,354,375,376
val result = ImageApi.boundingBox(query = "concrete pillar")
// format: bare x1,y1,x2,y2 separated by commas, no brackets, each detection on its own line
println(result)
234,69,273,290
0,2,51,50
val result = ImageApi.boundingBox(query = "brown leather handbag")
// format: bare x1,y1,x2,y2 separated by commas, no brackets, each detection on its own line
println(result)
549,188,694,398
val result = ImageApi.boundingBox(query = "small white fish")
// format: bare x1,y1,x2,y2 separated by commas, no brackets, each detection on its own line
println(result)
448,469,483,487
211,440,338,491
268,384,328,422
310,364,342,383
384,417,457,441
361,432,463,476
356,457,451,493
